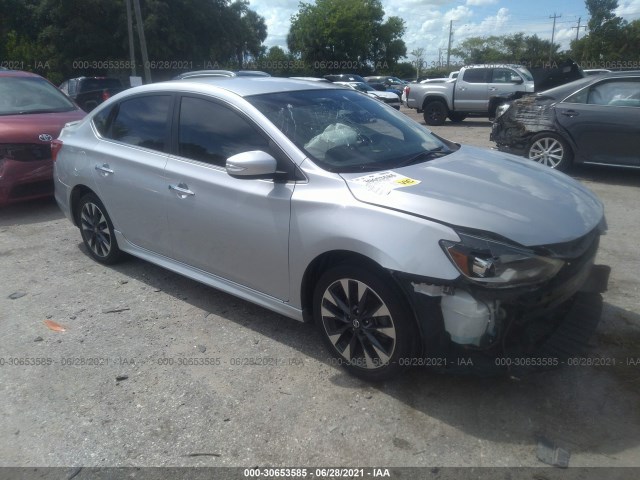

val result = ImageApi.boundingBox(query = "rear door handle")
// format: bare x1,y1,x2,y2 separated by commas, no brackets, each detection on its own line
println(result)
169,183,195,198
95,164,114,175
561,110,579,117
489,87,497,91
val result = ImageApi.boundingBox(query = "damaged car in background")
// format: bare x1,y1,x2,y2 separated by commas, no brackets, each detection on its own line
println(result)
54,78,609,381
491,71,640,170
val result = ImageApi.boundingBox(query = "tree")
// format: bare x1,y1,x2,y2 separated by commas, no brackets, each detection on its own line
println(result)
0,0,270,82
287,0,406,73
570,0,630,62
451,34,559,65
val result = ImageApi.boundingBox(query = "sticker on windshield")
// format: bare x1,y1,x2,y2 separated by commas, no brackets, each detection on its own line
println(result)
351,171,421,195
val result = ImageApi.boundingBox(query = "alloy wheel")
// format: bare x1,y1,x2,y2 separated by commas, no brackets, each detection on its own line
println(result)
320,278,397,369
80,202,112,258
528,137,565,168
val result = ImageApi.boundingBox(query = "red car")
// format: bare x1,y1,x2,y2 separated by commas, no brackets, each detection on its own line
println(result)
0,70,85,206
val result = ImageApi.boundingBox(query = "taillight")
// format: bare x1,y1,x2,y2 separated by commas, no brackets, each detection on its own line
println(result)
51,139,63,162
404,86,410,96
102,90,111,101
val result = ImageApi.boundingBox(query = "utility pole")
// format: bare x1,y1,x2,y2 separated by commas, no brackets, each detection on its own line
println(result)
549,13,561,62
446,20,453,67
125,0,136,77
132,0,151,83
572,17,587,41
438,48,443,67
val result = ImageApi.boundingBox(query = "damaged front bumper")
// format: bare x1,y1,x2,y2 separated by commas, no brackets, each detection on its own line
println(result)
394,229,610,377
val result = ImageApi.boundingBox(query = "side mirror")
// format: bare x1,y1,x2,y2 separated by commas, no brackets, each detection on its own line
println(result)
226,150,277,179
511,75,524,84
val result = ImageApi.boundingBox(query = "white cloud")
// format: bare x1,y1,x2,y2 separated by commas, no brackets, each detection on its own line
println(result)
466,0,498,6
615,0,640,17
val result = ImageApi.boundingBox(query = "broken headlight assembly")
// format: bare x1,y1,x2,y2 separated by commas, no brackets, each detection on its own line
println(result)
494,103,511,119
440,233,564,288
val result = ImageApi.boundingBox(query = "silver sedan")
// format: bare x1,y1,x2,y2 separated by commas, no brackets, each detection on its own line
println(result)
54,78,608,381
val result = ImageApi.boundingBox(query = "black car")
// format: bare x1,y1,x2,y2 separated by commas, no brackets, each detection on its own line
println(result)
490,72,640,171
59,76,124,112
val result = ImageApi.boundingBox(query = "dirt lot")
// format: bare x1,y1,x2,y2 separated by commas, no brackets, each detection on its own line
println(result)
1,109,639,471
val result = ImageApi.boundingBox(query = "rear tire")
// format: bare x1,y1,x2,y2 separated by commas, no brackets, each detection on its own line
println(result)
448,112,467,123
76,193,123,265
423,100,448,126
313,263,420,381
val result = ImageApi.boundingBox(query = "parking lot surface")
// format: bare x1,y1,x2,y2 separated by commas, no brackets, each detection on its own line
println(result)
1,110,639,469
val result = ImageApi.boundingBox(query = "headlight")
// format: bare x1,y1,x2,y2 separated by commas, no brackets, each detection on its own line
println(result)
495,103,510,119
440,233,564,287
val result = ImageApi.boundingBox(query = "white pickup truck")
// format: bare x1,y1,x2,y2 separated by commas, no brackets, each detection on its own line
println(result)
405,64,535,125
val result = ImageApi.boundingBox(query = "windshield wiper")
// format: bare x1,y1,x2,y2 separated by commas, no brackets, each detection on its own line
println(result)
396,147,449,168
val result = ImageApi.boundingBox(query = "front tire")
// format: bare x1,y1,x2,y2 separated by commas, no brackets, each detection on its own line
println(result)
313,264,419,381
423,100,448,126
527,133,573,171
76,193,123,264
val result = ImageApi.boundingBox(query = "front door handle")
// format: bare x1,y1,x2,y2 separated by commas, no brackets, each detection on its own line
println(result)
561,110,579,117
95,164,114,175
169,183,195,198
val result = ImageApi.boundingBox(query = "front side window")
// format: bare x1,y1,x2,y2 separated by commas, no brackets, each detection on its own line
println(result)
492,69,517,83
565,79,640,106
178,96,270,167
108,95,171,151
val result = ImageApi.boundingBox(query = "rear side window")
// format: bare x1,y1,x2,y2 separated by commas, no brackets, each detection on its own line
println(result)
462,68,490,83
177,96,270,167
107,95,171,151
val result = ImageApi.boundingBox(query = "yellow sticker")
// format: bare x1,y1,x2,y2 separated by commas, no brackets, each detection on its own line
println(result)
394,177,420,186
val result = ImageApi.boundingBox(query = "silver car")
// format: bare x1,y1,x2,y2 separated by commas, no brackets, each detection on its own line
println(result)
54,78,608,381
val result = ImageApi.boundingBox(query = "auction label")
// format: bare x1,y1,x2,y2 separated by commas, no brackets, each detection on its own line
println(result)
351,171,420,195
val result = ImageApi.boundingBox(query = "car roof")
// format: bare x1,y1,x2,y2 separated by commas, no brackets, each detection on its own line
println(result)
139,77,342,97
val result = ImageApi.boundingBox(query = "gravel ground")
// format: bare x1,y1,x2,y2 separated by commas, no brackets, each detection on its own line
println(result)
1,108,638,471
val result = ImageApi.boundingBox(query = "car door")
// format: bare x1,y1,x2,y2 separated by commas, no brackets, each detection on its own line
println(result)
454,68,490,112
555,78,640,166
164,95,294,300
91,94,173,256
487,67,523,97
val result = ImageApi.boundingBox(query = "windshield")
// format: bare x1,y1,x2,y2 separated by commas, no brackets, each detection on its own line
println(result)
538,76,595,101
248,89,456,173
351,82,375,92
0,76,77,115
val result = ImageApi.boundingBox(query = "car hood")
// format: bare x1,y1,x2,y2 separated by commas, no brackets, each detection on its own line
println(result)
340,145,604,247
0,110,85,143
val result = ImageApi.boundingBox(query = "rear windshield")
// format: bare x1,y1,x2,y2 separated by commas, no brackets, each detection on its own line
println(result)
79,78,122,92
0,76,77,115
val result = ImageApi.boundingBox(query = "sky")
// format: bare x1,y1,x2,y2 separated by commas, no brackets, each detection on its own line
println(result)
247,0,640,65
